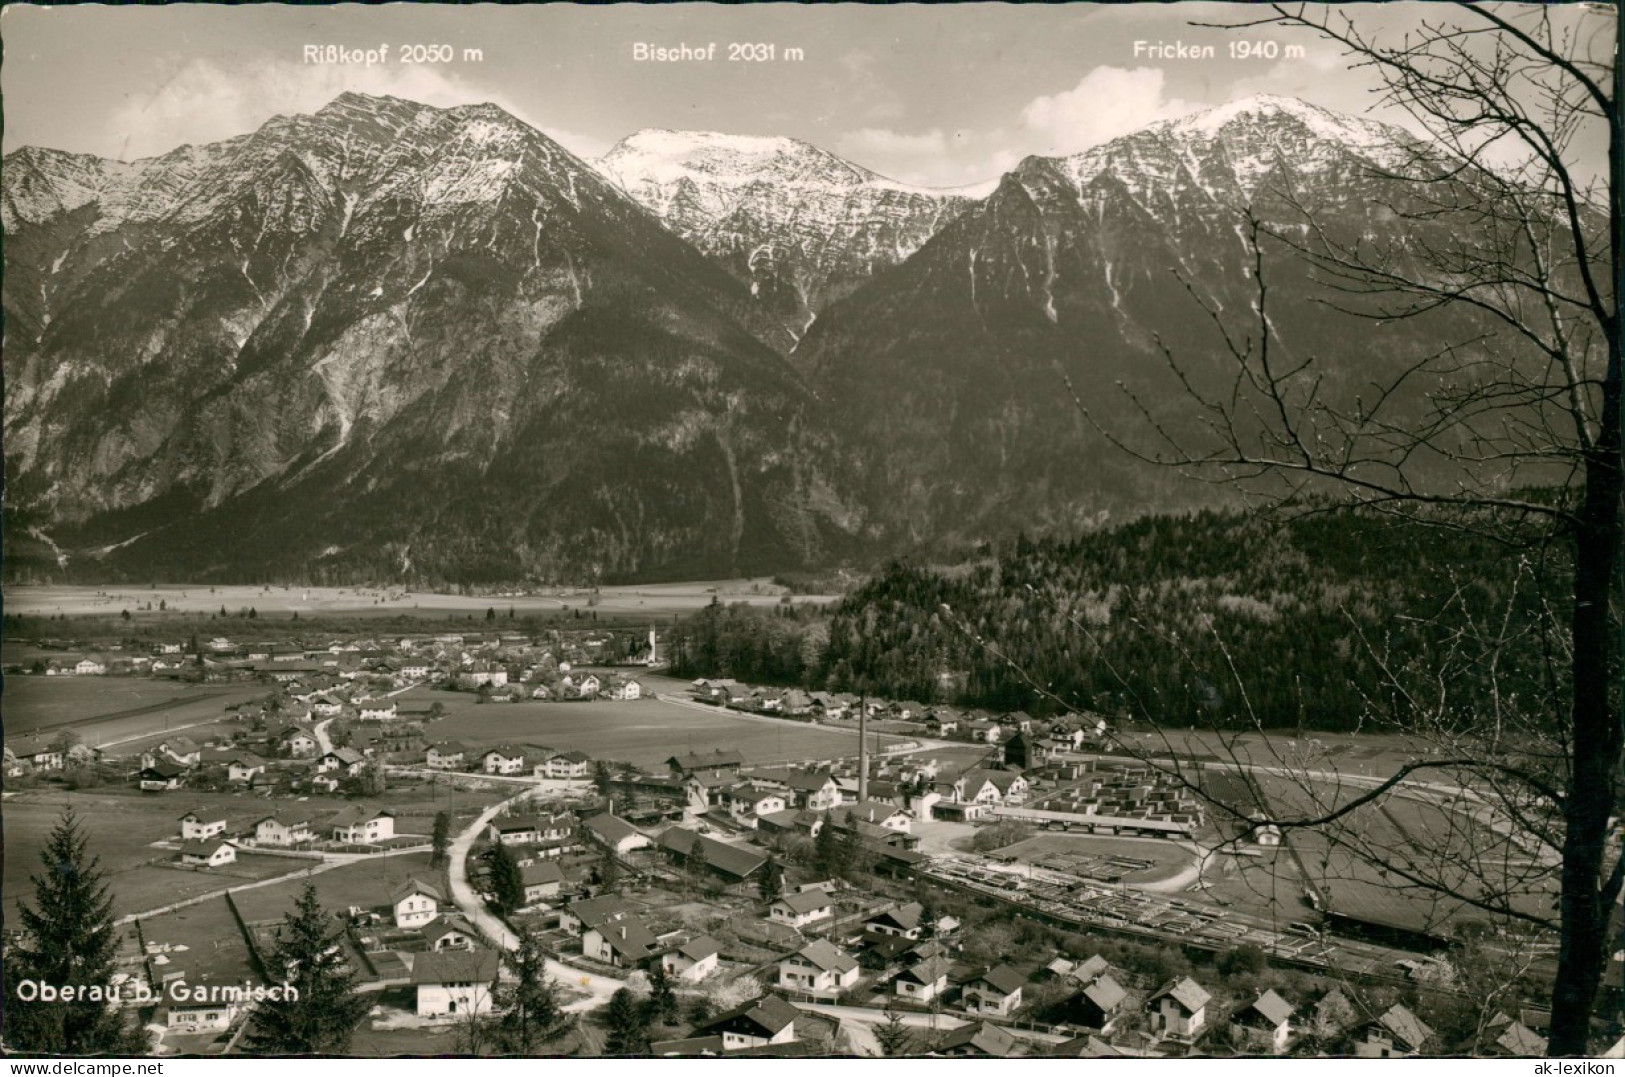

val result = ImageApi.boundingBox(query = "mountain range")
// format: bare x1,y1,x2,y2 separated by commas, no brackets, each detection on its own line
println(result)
1,92,1521,584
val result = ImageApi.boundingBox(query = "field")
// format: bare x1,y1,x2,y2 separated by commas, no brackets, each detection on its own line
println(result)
1,789,307,917
230,852,445,925
420,695,910,769
993,832,1195,887
1,676,266,744
6,578,839,620
137,896,260,987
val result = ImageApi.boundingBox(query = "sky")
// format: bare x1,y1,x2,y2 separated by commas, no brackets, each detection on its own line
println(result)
1,2,1612,188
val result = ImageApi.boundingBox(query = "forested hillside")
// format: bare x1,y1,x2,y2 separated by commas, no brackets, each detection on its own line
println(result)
670,507,1567,734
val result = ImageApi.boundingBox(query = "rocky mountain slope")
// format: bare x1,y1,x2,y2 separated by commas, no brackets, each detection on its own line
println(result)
5,92,1550,582
794,94,1523,546
3,93,862,583
598,130,981,338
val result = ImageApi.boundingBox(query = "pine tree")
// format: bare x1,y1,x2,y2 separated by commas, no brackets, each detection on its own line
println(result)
597,846,621,891
486,841,525,915
814,813,844,876
245,883,369,1053
758,856,784,904
431,811,453,868
875,1007,915,1057
4,810,138,1054
491,929,574,1055
645,964,678,1026
600,987,650,1055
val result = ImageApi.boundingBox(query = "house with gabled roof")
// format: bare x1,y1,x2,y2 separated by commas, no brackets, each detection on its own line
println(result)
413,949,499,1017
1352,1003,1433,1059
659,936,721,983
481,744,535,775
1063,973,1129,1034
178,809,230,841
581,907,662,969
178,839,236,868
1231,989,1295,1054
777,939,859,994
1149,976,1212,1039
893,955,951,1003
253,814,314,846
521,861,565,905
426,741,468,770
963,964,1027,1016
690,993,799,1051
720,784,788,826
330,806,395,844
667,749,746,776
655,827,768,882
318,747,366,775
393,878,443,928
865,902,927,939
581,812,652,856
139,762,188,791
935,1021,1020,1058
536,749,592,780
768,889,833,929
423,918,477,952
225,753,268,783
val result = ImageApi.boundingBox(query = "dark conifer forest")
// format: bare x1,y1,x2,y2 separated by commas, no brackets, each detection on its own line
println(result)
670,507,1566,735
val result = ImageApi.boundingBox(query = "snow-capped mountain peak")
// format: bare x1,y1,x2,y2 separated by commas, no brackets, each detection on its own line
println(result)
598,128,983,329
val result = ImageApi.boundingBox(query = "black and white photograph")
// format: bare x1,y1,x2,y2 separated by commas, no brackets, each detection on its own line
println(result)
1,0,1618,1061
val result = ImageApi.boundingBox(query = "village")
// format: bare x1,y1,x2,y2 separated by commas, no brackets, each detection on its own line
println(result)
2,626,1561,1058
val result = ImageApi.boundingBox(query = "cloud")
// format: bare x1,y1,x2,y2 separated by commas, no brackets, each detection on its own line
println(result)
834,126,1016,188
1019,66,1200,156
101,58,606,161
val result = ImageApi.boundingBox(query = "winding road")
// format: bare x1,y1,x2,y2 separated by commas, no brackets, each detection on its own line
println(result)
442,783,629,1012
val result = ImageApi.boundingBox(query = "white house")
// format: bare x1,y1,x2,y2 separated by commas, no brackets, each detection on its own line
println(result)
163,996,241,1032
74,658,107,676
582,813,652,856
1353,1004,1434,1059
178,839,236,868
254,814,314,846
331,806,395,844
481,745,532,775
393,878,443,928
226,754,267,783
1149,977,1212,1039
660,936,721,983
521,861,565,905
413,949,500,1018
537,750,592,780
769,890,833,929
963,965,1026,1016
893,957,950,1003
426,741,467,770
777,940,859,994
1232,990,1295,1055
178,810,229,841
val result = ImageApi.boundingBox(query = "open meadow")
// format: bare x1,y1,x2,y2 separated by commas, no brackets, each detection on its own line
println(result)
3,790,302,918
419,694,911,769
229,852,445,924
6,578,839,621
1,676,266,744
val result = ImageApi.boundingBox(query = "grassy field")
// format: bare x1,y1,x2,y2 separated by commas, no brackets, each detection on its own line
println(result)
2,677,265,743
7,578,839,620
421,696,908,769
230,853,445,924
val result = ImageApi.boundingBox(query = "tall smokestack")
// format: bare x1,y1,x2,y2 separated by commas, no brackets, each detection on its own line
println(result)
858,694,869,804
